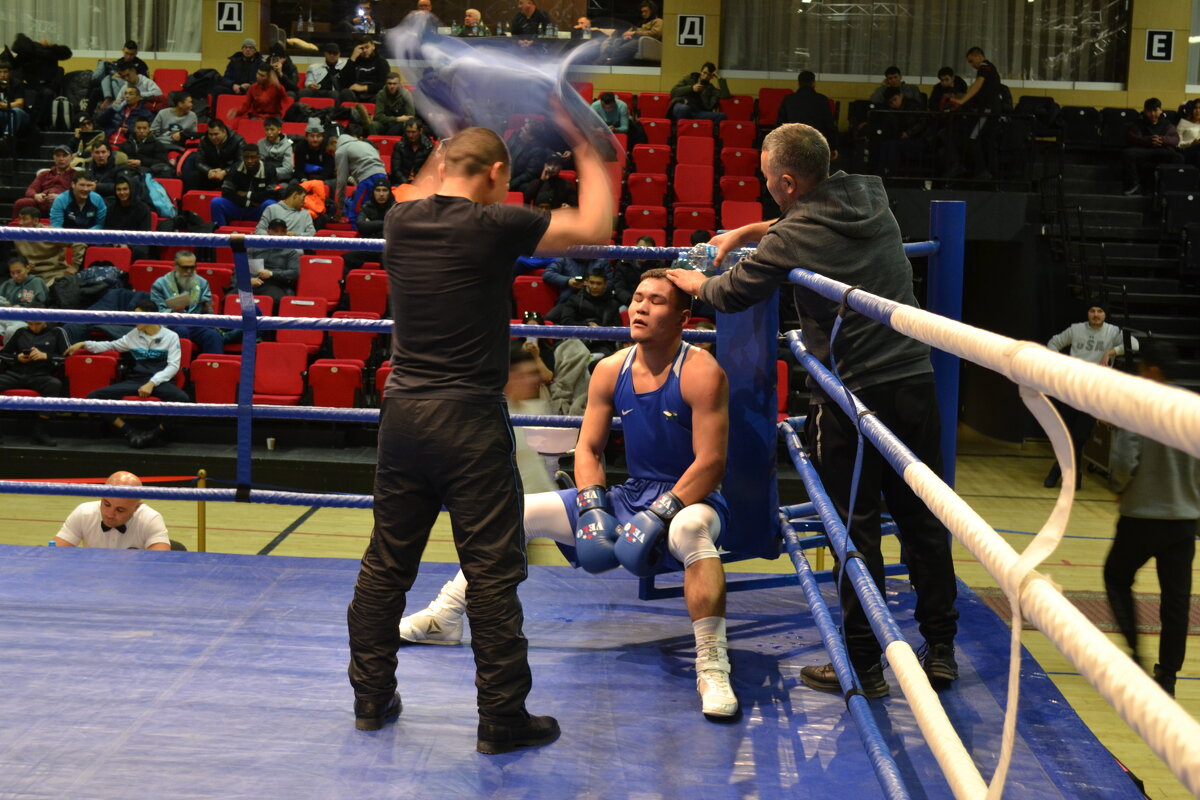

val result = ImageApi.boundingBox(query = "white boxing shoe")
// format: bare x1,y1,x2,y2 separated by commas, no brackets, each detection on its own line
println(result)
398,582,466,645
696,644,738,719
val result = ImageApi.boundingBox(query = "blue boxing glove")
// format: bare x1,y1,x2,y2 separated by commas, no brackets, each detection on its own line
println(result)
615,491,684,577
574,485,620,573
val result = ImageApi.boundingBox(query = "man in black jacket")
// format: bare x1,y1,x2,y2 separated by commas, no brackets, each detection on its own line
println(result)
11,33,72,128
0,317,67,445
390,119,433,184
546,268,621,355
777,72,837,155
210,144,279,226
119,118,174,178
217,39,267,98
339,35,390,104
188,119,245,190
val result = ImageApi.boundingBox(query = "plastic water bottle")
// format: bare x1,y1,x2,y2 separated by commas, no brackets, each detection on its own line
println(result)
684,243,718,271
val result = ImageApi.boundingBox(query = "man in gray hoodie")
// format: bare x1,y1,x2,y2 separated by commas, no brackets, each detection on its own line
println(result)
332,123,387,224
666,122,959,698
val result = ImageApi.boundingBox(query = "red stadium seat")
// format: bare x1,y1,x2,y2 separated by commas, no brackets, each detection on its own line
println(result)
631,144,670,174
304,97,335,110
282,122,307,136
65,353,119,398
571,80,594,103
235,118,266,142
172,338,195,388
513,275,558,318
610,90,634,110
621,228,664,246
298,255,344,311
331,311,382,363
276,296,328,356
720,146,759,177
637,92,671,119
345,269,389,316
367,135,401,161
623,205,668,229
153,68,188,95
719,176,761,202
626,173,668,206
640,118,671,145
719,120,757,148
676,119,714,139
84,246,131,272
676,136,715,166
719,95,755,121
127,261,175,292
672,206,716,232
214,94,243,124
191,355,242,403
375,364,391,402
671,228,713,246
308,358,364,408
181,190,221,222
777,360,789,422
156,178,183,209
672,164,714,207
222,293,274,316
504,191,526,206
721,200,763,230
252,342,308,405
757,88,791,128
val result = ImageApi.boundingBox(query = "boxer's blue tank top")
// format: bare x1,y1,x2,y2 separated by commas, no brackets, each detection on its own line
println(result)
614,342,695,482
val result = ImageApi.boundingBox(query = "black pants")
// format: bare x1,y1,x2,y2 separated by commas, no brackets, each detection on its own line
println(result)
89,379,191,403
1045,399,1095,485
805,378,959,670
0,372,62,395
1122,146,1184,190
347,397,533,723
1104,516,1197,673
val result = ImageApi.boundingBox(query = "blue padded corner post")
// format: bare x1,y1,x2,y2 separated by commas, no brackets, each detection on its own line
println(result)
925,200,965,488
716,288,780,559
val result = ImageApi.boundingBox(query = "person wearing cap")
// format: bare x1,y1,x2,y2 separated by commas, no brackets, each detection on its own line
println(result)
211,143,280,227
339,35,390,104
302,43,344,100
295,120,336,181
12,143,76,219
218,39,267,97
150,91,199,152
0,62,30,138
1121,97,1183,196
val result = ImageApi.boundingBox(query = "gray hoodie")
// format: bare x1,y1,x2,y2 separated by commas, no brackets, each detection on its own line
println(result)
699,170,932,400
1110,426,1200,520
334,133,386,202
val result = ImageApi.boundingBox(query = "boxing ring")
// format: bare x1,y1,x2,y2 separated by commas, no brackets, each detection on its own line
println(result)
0,210,1190,799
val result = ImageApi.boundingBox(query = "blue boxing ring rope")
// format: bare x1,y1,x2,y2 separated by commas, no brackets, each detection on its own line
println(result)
0,206,1066,800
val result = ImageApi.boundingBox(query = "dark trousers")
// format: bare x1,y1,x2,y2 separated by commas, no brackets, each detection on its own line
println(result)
805,378,959,670
0,372,62,395
170,325,225,355
1104,516,1197,673
1122,146,1184,190
1045,399,1095,486
89,379,191,403
347,397,533,723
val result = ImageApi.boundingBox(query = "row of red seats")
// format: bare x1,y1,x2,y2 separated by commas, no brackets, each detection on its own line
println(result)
623,200,763,233
570,84,786,127
630,140,759,174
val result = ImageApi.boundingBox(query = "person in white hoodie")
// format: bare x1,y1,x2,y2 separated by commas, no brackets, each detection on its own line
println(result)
1043,302,1138,488
331,123,387,224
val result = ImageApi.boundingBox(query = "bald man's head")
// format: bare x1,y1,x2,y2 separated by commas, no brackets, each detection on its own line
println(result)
101,471,143,527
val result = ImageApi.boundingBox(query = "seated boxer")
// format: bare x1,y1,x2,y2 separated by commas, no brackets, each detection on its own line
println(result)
399,268,738,719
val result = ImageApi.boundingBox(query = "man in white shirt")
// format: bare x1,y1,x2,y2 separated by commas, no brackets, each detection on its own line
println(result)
55,471,170,550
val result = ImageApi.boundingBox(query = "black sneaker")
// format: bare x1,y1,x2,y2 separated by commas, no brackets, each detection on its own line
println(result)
800,661,889,698
1153,664,1177,697
923,643,959,684
354,691,402,731
477,713,560,755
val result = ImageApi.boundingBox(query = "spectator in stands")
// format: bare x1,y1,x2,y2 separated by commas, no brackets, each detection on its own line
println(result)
1,254,49,307
389,118,433,184
150,91,198,152
351,0,378,33
54,472,171,547
98,49,154,109
0,61,30,138
302,43,344,100
510,0,552,37
13,206,68,285
246,218,300,303
777,71,837,152
108,62,163,111
50,172,106,267
1177,101,1200,167
601,1,662,64
667,62,731,122
257,117,294,181
80,142,122,197
869,66,924,108
229,66,287,124
928,67,967,112
459,9,490,37
541,257,590,301
340,35,390,104
590,91,630,134
507,118,553,195
65,303,193,448
612,234,663,308
371,73,416,136
1120,97,1183,195
354,179,396,238
505,342,558,493
296,120,336,180
10,33,72,128
211,143,279,227
103,176,154,261
523,154,576,209
0,317,66,446
120,41,150,77
120,118,174,179
332,124,388,224
13,143,75,219
255,181,314,238
947,47,1004,180
189,119,245,192
546,267,622,355
872,87,927,178
267,43,300,96
70,114,103,159
218,39,267,98
148,251,223,355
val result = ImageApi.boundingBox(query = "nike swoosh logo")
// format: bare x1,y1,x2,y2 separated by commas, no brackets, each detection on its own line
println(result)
621,408,634,415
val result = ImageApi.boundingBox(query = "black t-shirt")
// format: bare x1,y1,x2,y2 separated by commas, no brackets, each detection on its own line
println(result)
383,195,550,402
0,80,24,107
971,60,1002,112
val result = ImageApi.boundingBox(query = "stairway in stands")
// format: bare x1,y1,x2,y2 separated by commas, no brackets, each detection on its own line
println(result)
0,130,76,220
1046,154,1200,391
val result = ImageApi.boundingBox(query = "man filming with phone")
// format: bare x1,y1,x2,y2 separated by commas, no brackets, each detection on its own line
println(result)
667,62,730,122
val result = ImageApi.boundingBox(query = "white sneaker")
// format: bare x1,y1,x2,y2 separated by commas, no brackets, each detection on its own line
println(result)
696,644,738,718
398,582,465,645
